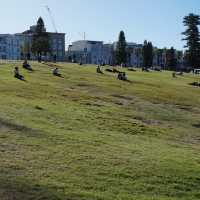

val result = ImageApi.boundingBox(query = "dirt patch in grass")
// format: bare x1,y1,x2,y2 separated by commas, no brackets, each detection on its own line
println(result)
142,119,162,126
111,94,133,101
111,94,134,106
83,102,105,107
133,116,162,126
77,82,92,87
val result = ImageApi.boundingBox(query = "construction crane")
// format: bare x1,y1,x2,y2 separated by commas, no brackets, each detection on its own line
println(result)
45,5,58,33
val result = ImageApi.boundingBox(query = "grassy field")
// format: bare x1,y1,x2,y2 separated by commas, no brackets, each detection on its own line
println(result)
1,61,200,200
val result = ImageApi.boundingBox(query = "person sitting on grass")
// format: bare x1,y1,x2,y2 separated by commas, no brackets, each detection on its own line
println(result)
122,72,127,81
118,72,129,81
14,67,25,81
53,68,62,77
117,72,123,80
172,72,176,78
23,60,33,71
96,65,103,74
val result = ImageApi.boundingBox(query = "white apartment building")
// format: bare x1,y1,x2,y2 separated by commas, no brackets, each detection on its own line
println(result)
0,25,65,61
0,34,21,60
67,40,143,66
126,43,143,67
67,40,183,68
68,40,108,64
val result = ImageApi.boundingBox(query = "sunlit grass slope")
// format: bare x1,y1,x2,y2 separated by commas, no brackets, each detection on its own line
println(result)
1,62,200,200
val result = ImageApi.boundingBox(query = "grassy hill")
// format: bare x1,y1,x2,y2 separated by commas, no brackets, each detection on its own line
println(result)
1,62,200,200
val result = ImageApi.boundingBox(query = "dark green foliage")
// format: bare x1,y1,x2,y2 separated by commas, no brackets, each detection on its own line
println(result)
166,47,177,70
142,40,153,68
35,17,46,33
115,31,127,65
143,40,148,67
147,42,153,67
31,17,50,61
182,13,200,69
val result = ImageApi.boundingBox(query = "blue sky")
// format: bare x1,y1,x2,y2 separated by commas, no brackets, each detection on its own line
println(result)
0,0,199,49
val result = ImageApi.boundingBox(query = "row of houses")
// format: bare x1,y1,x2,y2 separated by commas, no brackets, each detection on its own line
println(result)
0,25,65,61
67,40,183,68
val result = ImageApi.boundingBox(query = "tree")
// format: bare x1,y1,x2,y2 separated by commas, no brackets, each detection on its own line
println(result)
35,17,46,33
142,40,153,68
142,40,148,68
115,31,127,65
166,47,177,70
147,42,153,67
182,13,200,69
31,17,50,62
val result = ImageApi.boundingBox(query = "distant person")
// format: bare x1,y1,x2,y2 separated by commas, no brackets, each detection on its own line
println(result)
23,60,33,71
172,72,176,78
53,68,62,77
118,72,129,81
14,67,25,81
53,54,57,63
38,55,42,63
96,65,103,74
117,72,123,80
122,72,127,81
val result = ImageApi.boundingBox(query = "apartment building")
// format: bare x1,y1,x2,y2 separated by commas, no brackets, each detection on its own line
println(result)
0,25,65,61
67,40,108,64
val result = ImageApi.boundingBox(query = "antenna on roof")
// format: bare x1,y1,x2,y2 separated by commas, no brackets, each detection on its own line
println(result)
45,5,58,33
84,32,86,41
78,32,86,40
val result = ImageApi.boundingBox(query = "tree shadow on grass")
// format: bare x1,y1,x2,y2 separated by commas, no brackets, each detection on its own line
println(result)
0,175,63,200
0,117,45,139
0,170,105,200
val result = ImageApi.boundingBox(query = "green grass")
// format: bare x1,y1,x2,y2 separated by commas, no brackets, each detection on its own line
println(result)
1,61,200,200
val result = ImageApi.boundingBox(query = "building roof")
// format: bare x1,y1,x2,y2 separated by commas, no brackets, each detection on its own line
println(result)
73,40,103,44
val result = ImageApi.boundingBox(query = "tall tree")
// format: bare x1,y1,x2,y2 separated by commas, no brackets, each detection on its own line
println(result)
142,40,148,68
142,40,153,68
166,47,177,70
31,17,50,62
147,42,153,67
182,13,200,69
115,31,127,65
